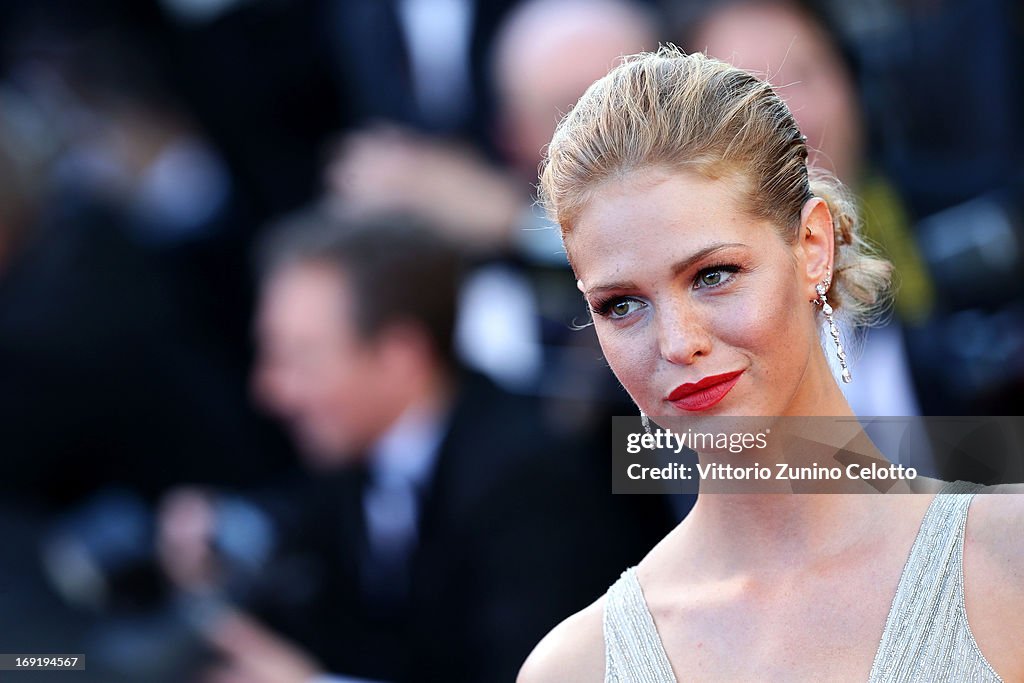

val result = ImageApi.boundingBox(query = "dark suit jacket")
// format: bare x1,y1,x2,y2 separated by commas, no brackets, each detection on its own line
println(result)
326,0,521,151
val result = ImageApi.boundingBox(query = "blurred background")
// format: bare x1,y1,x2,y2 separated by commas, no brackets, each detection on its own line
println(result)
0,0,1020,681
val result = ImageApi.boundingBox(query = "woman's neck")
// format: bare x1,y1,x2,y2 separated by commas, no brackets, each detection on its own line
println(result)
676,352,898,574
680,491,888,578
783,346,857,418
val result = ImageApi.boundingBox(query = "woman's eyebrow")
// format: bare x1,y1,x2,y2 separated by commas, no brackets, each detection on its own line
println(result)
585,242,747,297
585,280,636,299
670,243,747,277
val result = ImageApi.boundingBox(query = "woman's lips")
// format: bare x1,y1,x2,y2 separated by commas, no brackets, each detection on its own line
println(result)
666,370,744,412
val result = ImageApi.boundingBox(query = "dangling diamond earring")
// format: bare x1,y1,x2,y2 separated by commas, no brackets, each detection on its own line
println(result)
640,410,652,435
813,271,852,383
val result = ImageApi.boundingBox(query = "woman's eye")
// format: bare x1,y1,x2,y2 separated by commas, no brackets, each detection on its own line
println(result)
600,298,645,319
700,271,723,287
694,266,738,289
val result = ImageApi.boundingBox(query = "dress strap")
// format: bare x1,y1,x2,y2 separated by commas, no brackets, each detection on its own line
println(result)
603,566,678,682
867,480,1002,682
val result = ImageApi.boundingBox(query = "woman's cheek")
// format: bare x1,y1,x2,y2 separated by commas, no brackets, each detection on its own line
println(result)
733,276,811,390
711,286,797,403
712,290,772,356
597,323,659,408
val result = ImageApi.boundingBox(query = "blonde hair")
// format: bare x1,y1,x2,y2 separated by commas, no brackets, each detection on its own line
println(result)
538,46,891,326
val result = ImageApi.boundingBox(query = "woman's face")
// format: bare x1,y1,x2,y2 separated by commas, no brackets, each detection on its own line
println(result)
568,167,830,418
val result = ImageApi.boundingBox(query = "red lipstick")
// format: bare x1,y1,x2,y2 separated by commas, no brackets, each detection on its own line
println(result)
667,370,744,412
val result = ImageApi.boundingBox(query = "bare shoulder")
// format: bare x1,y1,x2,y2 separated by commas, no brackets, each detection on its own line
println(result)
517,596,606,683
967,483,1024,568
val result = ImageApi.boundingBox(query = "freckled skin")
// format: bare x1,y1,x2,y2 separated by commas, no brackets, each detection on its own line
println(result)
567,167,838,418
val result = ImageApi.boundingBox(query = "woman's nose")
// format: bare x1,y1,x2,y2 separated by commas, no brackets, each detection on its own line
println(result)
655,297,712,366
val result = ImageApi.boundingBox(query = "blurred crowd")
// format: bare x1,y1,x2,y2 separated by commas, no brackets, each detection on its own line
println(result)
0,0,1020,681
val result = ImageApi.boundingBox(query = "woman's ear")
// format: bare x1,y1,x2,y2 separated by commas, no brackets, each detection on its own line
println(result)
798,197,835,299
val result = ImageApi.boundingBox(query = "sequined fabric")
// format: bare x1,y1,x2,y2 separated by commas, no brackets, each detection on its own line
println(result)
866,480,1002,682
602,480,1002,682
604,566,677,682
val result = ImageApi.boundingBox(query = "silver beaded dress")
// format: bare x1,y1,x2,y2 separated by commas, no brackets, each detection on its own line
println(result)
602,480,1003,682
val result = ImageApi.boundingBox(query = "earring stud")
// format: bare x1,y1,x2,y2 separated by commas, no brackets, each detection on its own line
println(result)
812,272,851,383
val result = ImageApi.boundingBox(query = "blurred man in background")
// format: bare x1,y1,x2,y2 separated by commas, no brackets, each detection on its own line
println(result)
160,211,649,683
